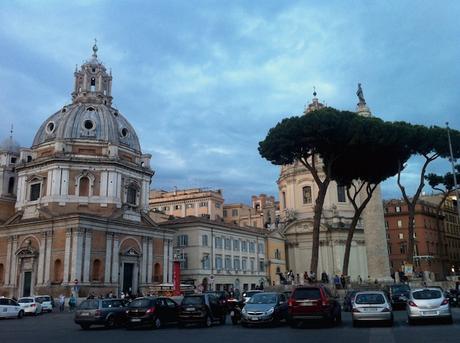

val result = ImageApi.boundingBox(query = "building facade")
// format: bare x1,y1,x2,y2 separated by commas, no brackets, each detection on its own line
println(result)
223,194,278,229
149,188,224,221
0,45,174,298
278,90,391,281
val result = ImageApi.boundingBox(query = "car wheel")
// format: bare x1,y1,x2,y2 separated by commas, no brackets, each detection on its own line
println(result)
408,317,415,325
153,317,162,329
17,310,24,319
204,315,212,328
105,316,115,329
80,324,91,330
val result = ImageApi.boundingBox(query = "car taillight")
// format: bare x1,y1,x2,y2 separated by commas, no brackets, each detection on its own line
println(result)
288,299,296,307
351,308,359,313
146,307,156,314
441,299,449,306
31,304,36,307
408,301,417,307
95,309,101,317
321,299,329,307
382,308,391,312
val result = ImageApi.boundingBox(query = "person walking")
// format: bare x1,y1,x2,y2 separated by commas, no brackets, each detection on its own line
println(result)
68,294,76,312
334,275,340,290
59,294,65,312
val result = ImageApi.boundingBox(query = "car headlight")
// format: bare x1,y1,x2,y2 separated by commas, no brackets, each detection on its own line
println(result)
265,307,274,315
242,307,247,314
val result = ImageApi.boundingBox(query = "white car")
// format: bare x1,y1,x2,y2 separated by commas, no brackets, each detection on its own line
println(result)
18,297,43,315
0,297,24,319
407,288,452,324
36,295,54,312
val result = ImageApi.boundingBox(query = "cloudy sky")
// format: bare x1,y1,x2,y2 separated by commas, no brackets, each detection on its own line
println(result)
0,0,459,203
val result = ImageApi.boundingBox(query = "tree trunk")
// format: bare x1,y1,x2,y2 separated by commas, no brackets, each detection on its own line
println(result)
310,178,330,276
406,203,416,264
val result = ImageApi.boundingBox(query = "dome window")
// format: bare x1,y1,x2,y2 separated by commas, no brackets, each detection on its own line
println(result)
46,121,56,134
86,106,95,111
113,111,118,116
120,128,129,138
62,108,67,113
83,119,95,130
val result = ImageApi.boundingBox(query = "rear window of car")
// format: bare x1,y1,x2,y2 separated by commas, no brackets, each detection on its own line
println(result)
391,285,410,294
18,298,33,303
37,296,50,302
129,299,154,308
413,290,442,300
102,300,122,308
293,288,321,300
78,300,99,310
355,294,385,305
0,299,9,305
182,296,205,305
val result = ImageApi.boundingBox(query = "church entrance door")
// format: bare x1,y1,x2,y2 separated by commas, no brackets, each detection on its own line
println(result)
23,271,32,297
123,263,134,294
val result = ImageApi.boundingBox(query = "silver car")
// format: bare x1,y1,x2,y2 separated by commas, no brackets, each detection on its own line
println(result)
241,290,262,303
407,288,452,324
352,291,393,327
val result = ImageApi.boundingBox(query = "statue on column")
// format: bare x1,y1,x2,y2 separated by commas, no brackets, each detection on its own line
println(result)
356,83,366,105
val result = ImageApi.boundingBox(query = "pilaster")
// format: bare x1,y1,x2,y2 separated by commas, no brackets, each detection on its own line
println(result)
82,229,92,283
104,233,113,283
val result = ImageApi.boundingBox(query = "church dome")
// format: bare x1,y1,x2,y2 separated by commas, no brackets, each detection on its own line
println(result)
31,43,141,153
0,137,21,154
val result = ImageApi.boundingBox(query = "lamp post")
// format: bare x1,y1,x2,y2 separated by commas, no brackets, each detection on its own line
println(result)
446,122,460,218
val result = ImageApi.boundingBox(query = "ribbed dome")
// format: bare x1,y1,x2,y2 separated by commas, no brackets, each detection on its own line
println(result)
32,103,141,152
0,137,21,154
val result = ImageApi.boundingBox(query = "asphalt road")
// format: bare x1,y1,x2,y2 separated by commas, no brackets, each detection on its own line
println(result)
2,309,460,343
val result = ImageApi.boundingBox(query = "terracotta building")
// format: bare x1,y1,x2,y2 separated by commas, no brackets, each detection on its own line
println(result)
384,199,445,279
0,44,174,298
223,194,278,229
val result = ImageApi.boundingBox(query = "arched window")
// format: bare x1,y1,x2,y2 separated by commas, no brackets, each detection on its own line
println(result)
154,263,162,282
302,186,312,204
127,185,137,206
8,177,15,194
53,259,63,283
92,259,101,282
0,263,4,284
79,176,90,196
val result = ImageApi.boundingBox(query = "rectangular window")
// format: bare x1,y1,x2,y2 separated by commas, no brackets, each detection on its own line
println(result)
225,238,231,250
399,233,404,239
241,241,248,252
200,201,208,207
30,183,41,201
180,253,188,269
215,255,223,270
233,258,240,270
186,203,194,208
385,221,389,229
395,206,401,213
215,237,223,249
177,235,188,247
233,240,240,251
232,209,238,216
202,235,208,247
400,243,407,254
202,254,210,270
302,186,312,204
175,205,182,210
257,243,264,254
223,209,227,217
242,258,247,271
249,242,255,253
225,256,232,270
282,191,286,209
337,185,346,203
250,258,255,271
397,220,402,228
215,202,221,208
259,259,265,272
127,187,137,205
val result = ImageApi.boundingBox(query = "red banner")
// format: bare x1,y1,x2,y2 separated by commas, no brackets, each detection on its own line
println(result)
173,260,181,296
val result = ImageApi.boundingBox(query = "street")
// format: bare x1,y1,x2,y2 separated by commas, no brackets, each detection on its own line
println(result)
2,309,460,343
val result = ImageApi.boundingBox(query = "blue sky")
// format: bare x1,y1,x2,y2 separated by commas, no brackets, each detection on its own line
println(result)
1,1,459,203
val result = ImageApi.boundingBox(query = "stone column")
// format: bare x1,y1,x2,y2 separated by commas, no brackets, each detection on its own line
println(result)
360,185,392,281
163,239,168,283
37,232,46,285
63,228,72,284
10,236,18,286
83,229,92,283
141,238,148,284
44,231,52,285
5,237,12,286
147,238,153,283
104,233,113,283
111,235,120,283
70,228,84,282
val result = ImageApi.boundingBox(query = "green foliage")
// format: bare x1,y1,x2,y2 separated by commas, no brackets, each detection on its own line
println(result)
425,165,460,192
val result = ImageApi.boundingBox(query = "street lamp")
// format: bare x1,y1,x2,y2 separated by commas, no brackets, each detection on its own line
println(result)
446,122,460,218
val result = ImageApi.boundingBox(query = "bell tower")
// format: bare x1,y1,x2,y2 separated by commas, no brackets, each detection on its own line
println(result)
71,41,113,106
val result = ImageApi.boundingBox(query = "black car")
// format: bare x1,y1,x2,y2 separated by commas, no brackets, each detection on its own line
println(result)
204,291,230,310
126,297,179,329
179,294,226,327
74,299,126,329
342,290,358,312
385,284,410,309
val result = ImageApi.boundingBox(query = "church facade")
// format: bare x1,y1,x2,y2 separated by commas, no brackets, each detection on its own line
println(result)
279,91,391,281
0,45,175,298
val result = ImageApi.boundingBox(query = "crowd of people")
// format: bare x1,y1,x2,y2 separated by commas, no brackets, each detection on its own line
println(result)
279,270,374,289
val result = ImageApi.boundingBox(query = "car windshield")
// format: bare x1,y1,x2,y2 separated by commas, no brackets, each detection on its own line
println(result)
182,296,204,305
37,296,50,302
413,290,442,300
293,288,321,300
391,285,410,295
78,300,99,310
248,294,277,304
355,294,385,305
243,291,260,298
18,298,33,303
129,299,154,308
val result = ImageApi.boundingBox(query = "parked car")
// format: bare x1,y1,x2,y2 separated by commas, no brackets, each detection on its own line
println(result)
178,294,226,327
241,290,263,303
287,285,341,327
0,297,24,319
18,297,43,316
241,292,288,326
125,297,179,329
36,295,54,312
343,290,358,312
74,298,126,330
406,288,453,325
204,291,230,310
351,291,393,327
384,283,410,309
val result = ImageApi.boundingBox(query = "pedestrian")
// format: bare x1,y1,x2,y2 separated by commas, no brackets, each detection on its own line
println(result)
340,274,346,289
68,294,76,311
358,275,363,285
334,275,340,290
59,294,65,312
321,271,328,284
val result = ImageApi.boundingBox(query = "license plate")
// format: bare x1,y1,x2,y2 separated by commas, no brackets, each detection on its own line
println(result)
186,307,195,311
131,318,141,322
80,312,90,316
363,308,378,312
422,311,437,316
230,311,235,316
300,302,314,306
250,317,259,321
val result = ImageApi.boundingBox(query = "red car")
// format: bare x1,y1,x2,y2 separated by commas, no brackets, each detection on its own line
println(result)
288,285,341,327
